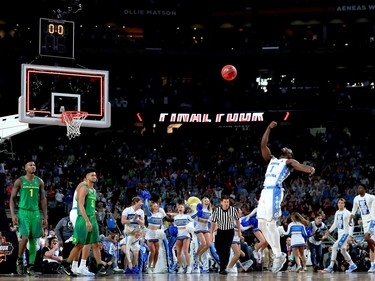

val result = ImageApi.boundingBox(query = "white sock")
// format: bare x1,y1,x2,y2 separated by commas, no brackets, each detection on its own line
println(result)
72,261,78,269
79,259,87,268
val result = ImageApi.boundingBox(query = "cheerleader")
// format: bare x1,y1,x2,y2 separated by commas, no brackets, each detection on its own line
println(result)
168,204,195,274
145,201,166,273
227,207,247,274
125,228,144,272
241,206,268,263
194,197,212,266
282,212,309,272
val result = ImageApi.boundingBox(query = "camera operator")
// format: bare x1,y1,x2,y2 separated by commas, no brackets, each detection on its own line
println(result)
347,236,370,271
307,212,327,272
55,215,74,259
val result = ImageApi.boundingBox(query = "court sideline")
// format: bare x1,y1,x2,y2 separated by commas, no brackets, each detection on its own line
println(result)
0,271,373,281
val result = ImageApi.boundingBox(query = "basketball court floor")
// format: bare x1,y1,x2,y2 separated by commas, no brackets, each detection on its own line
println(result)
0,272,374,281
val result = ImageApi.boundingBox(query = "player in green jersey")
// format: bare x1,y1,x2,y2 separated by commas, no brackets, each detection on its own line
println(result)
9,161,48,276
59,168,108,276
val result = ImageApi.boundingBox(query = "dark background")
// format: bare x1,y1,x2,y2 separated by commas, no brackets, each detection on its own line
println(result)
0,0,374,137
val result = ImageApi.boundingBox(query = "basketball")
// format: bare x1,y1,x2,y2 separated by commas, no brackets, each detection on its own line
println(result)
221,64,237,81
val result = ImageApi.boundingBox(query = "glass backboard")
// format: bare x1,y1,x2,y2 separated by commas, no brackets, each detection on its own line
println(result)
18,64,111,128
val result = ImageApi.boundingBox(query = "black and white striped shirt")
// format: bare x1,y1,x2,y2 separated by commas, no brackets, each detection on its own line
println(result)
211,206,240,230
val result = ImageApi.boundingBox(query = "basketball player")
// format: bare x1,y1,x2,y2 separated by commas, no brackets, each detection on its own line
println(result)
257,121,315,273
10,161,48,276
349,185,375,272
68,183,95,276
322,198,358,273
59,168,108,276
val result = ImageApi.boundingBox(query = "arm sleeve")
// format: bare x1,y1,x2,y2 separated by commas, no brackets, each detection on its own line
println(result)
328,212,338,233
54,219,64,241
351,197,358,216
346,210,354,236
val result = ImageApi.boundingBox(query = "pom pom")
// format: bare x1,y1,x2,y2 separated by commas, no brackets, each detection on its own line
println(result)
197,203,203,211
197,209,204,218
241,218,252,227
250,217,258,229
140,190,151,201
306,227,313,237
132,267,140,274
169,225,178,237
186,222,195,233
156,229,166,240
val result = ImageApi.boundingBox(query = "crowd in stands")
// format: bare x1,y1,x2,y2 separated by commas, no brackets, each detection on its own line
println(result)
2,112,375,273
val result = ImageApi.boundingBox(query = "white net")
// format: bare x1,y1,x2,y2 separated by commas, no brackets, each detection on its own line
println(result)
61,111,88,140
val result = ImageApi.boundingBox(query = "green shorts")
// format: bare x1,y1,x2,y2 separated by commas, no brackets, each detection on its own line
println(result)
73,214,99,245
18,209,43,239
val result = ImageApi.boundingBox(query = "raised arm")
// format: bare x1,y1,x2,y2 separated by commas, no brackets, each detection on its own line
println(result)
261,121,277,162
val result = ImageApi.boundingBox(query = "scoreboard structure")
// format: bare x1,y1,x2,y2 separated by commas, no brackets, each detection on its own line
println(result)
39,18,75,59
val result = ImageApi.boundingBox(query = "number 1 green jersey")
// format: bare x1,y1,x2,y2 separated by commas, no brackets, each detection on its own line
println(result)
18,176,40,211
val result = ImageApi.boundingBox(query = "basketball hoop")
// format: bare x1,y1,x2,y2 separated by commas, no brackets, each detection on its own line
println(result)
61,111,88,140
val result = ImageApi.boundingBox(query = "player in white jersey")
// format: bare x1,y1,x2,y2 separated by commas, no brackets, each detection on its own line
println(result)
69,190,78,226
322,198,357,273
349,185,375,272
257,121,315,273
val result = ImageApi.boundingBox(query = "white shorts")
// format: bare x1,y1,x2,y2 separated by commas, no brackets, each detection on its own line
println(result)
363,219,370,234
257,187,284,222
70,208,78,227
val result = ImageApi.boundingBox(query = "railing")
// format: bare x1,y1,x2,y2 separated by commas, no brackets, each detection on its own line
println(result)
321,225,365,247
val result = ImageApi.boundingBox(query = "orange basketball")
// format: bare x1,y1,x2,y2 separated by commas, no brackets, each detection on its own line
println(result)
221,64,237,81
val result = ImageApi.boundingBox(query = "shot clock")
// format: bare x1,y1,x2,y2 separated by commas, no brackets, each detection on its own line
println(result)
39,18,75,59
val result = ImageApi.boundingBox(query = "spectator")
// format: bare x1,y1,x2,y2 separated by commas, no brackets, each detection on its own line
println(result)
88,241,116,274
281,237,295,271
41,236,62,274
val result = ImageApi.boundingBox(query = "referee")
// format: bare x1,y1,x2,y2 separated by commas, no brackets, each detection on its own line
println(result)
210,195,241,275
